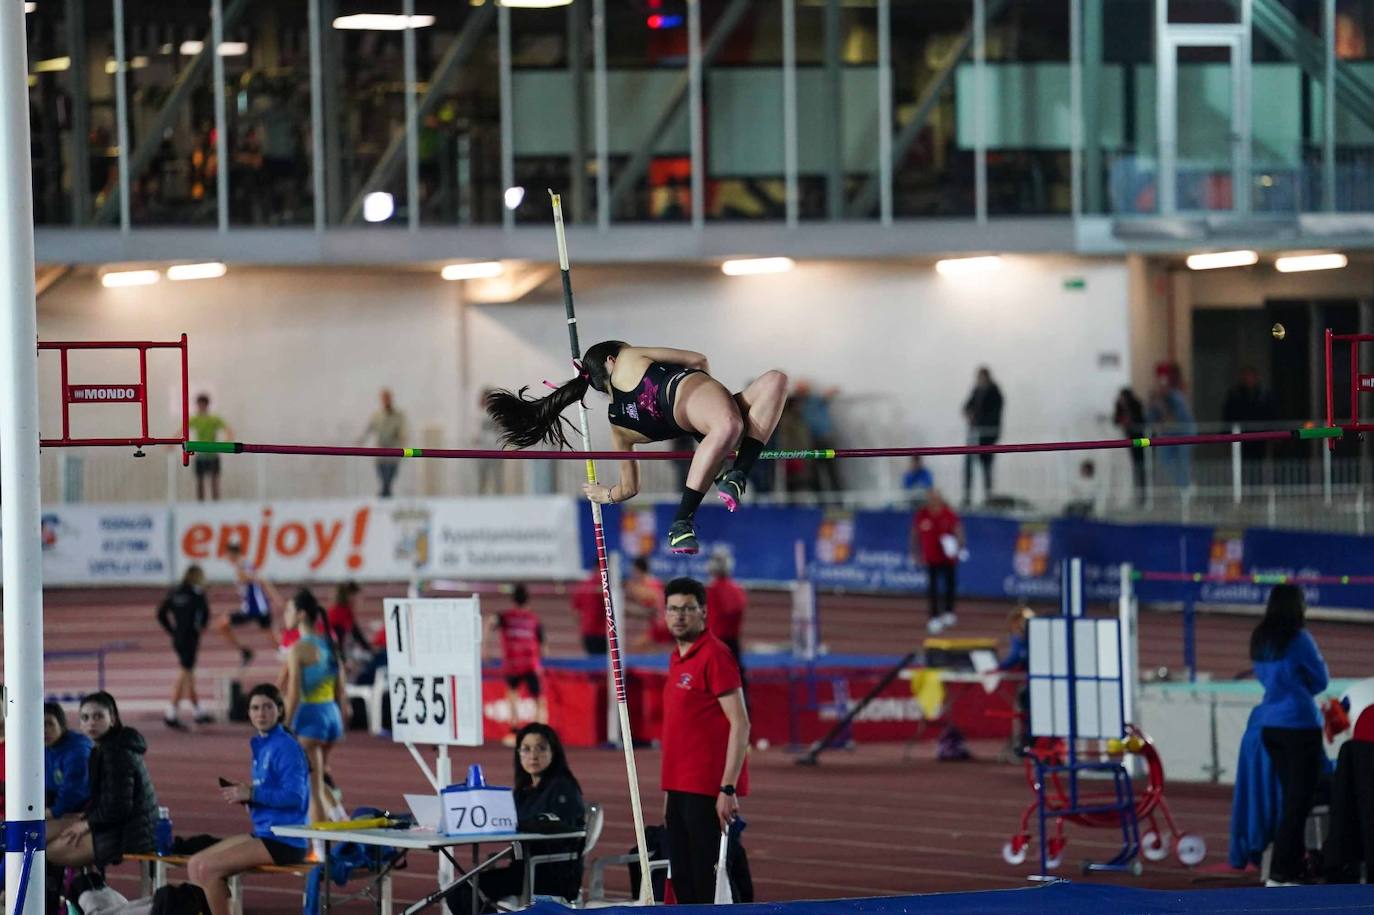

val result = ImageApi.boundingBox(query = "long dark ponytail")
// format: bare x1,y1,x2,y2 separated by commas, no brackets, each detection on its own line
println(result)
486,340,626,449
293,587,340,667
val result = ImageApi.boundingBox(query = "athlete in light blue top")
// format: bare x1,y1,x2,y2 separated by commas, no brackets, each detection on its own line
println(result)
284,589,348,836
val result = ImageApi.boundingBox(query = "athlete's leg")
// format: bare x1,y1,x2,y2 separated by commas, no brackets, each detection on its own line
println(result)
732,370,788,445
677,377,744,493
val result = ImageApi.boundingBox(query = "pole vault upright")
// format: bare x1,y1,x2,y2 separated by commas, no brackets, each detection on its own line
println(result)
549,191,655,905
0,4,47,913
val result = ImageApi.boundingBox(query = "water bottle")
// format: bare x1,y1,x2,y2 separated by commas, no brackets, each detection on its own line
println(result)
155,806,173,856
466,764,486,789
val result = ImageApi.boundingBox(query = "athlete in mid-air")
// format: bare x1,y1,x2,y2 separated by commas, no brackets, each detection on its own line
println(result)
486,342,787,554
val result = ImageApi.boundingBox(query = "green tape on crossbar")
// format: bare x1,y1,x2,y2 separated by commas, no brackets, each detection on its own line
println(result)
1297,426,1342,440
761,449,836,460
403,448,422,458
185,441,236,454
1132,437,1150,448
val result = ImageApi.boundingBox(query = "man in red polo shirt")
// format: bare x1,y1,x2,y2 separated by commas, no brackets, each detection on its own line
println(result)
912,487,965,634
660,577,752,904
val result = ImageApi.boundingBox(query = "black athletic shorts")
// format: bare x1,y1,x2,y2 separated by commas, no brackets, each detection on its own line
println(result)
504,671,542,698
193,456,221,477
173,632,200,671
229,611,273,629
260,837,309,866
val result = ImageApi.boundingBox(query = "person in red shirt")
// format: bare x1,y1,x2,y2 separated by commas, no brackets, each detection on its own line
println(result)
911,487,965,635
660,577,752,904
326,581,370,657
486,585,546,744
705,550,747,663
570,570,607,656
626,556,672,650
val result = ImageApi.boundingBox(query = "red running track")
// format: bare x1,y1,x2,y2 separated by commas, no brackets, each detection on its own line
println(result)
28,583,1374,911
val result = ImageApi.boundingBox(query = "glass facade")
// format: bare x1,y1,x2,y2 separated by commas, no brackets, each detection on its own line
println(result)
24,0,1374,230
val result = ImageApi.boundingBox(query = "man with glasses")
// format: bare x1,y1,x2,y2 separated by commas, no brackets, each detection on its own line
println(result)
659,577,752,903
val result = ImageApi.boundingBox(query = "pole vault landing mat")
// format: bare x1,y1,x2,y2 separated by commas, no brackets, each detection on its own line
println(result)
528,882,1374,913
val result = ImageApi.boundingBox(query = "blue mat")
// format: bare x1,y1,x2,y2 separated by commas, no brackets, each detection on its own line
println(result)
527,882,1374,913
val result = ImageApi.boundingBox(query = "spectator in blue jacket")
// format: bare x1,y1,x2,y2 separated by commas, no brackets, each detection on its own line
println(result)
1250,585,1329,886
188,683,309,915
44,702,92,830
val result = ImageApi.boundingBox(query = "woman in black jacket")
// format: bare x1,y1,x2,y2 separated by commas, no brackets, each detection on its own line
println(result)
47,691,159,869
447,723,587,913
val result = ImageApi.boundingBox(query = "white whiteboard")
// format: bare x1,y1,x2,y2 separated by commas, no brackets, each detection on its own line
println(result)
1028,617,1124,741
384,597,483,747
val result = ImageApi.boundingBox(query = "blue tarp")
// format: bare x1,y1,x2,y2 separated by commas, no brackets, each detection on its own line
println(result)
579,504,1374,610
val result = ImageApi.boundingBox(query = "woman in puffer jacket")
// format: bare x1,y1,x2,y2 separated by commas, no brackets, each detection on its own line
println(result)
47,691,159,869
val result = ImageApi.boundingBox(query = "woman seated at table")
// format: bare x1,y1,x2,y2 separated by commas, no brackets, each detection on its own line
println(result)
447,723,587,914
188,684,310,915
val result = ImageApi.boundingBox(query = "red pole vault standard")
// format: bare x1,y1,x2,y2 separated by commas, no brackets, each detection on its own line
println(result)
183,426,1344,463
38,336,190,460
1326,330,1374,450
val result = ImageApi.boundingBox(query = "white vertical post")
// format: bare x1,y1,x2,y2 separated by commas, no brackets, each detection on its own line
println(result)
973,0,987,224
499,4,514,231
1156,0,1176,214
688,0,704,228
877,0,892,226
404,0,419,230
1,0,47,906
1323,441,1333,505
1231,423,1242,505
593,0,610,231
213,0,229,232
436,747,453,886
1324,0,1336,211
783,0,798,227
1118,563,1142,775
1069,557,1083,617
1358,489,1366,535
1070,0,1083,218
113,0,131,231
309,0,326,229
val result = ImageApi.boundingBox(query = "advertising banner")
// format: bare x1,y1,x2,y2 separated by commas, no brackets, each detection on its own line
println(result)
34,503,171,585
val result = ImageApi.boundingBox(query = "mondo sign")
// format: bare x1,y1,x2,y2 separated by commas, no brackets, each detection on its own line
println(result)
67,384,144,403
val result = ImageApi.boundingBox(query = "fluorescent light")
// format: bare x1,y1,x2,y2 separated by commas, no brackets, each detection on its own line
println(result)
500,0,574,7
167,262,227,282
935,255,1003,277
1185,250,1258,270
179,41,249,56
101,269,159,288
503,186,526,210
104,56,149,74
363,192,395,223
25,2,37,12
180,41,204,54
332,14,437,30
33,57,70,73
1275,253,1348,273
721,257,795,276
442,262,505,281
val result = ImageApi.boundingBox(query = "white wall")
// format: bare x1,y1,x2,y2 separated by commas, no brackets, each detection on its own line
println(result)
34,257,1132,503
469,256,1133,497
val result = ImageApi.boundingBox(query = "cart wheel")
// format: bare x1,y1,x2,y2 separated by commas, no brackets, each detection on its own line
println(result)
1129,858,1145,877
1176,834,1207,866
1001,840,1028,866
1141,830,1170,861
1045,837,1065,870
1045,851,1063,870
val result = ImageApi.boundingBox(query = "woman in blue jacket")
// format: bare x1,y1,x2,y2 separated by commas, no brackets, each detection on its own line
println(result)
43,702,92,830
1251,584,1329,886
188,684,310,915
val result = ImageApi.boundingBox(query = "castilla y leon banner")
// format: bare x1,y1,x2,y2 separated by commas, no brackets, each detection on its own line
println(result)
174,496,582,582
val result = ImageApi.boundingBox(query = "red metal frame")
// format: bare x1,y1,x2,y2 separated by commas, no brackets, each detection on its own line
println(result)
1325,330,1374,449
38,335,190,462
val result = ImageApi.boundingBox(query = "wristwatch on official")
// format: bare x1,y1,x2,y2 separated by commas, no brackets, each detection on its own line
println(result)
719,784,736,796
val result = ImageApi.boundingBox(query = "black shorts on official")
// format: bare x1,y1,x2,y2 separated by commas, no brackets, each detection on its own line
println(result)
193,456,221,477
229,611,273,629
173,633,200,671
